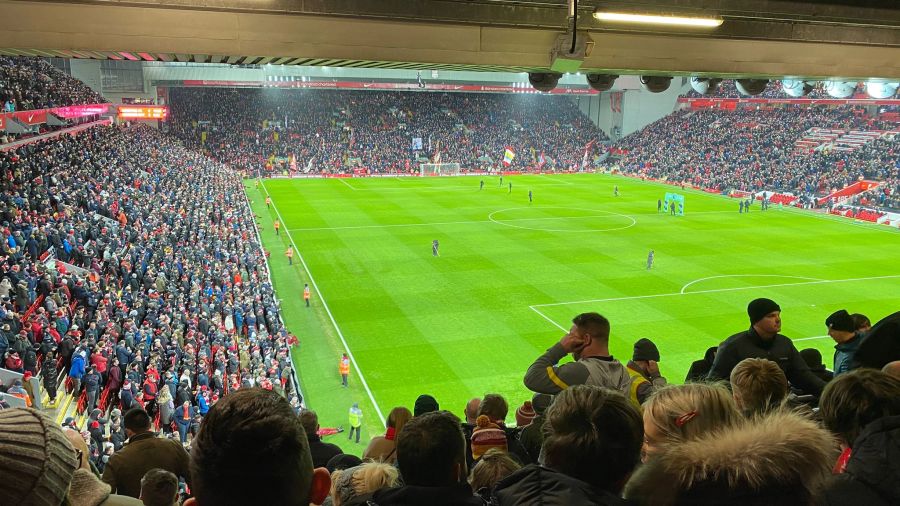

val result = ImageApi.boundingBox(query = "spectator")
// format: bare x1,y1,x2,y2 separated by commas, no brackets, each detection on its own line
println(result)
852,310,900,370
184,388,331,506
819,369,900,505
471,393,530,464
852,313,872,332
800,348,834,383
883,360,900,379
624,410,836,505
626,337,667,405
641,383,741,462
0,407,141,506
468,448,521,502
524,312,631,396
493,385,642,505
174,401,195,446
302,409,344,468
102,408,191,498
363,406,411,464
365,410,482,505
730,358,789,417
517,392,552,464
330,462,400,506
826,309,863,376
140,469,179,506
708,298,826,396
413,393,439,416
514,400,535,428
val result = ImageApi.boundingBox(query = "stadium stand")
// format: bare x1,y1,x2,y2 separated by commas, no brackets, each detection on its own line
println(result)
613,106,899,211
168,88,609,175
1,57,106,111
2,65,900,506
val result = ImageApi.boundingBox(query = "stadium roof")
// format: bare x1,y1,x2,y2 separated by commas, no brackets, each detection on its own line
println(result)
0,0,898,78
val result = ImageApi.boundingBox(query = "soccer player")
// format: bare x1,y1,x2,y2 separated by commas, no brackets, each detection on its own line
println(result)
480,179,484,190
528,190,533,203
274,219,281,235
499,175,503,187
670,203,676,216
508,182,512,194
432,239,439,257
657,199,662,213
745,199,751,212
739,200,744,214
647,250,654,270
285,247,294,265
265,195,271,208
303,283,310,307
614,185,619,197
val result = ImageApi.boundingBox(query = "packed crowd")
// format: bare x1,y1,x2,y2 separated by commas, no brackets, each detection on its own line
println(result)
4,300,899,506
0,123,301,477
1,57,106,112
685,79,833,99
167,88,608,175
614,105,900,209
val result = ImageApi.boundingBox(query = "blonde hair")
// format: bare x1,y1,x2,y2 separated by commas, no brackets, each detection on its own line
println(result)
330,462,400,506
468,448,521,492
730,358,788,417
645,383,740,446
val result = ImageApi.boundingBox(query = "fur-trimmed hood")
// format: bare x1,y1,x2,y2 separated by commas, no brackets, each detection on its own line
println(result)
625,410,837,505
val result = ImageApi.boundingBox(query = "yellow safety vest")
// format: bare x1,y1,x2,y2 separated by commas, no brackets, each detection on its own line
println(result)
626,366,648,409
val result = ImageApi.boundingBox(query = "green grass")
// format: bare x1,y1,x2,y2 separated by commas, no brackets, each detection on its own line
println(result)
245,173,900,451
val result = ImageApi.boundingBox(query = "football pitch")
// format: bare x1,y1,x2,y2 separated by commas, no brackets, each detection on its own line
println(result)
245,173,900,449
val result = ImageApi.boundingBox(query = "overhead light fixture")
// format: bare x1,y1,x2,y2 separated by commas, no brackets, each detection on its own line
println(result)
593,11,723,28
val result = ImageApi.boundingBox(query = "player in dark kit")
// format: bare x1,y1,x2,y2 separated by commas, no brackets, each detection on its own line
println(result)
528,190,533,203
480,180,484,190
432,239,440,257
508,182,512,194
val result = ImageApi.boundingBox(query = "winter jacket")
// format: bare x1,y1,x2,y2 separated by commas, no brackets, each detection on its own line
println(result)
820,415,900,506
69,354,86,379
833,334,861,377
708,327,826,396
101,431,191,498
308,433,343,469
493,465,630,506
352,482,484,506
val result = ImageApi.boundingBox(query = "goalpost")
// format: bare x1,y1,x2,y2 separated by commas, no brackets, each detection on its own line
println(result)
419,163,461,176
664,192,686,216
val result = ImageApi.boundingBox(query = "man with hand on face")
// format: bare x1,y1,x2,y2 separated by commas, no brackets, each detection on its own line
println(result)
708,298,826,397
524,312,632,396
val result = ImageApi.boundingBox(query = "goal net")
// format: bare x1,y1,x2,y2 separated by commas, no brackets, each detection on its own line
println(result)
419,163,461,176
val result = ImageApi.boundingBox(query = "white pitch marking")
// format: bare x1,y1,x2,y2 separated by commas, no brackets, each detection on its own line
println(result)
680,274,825,295
532,273,900,308
261,180,386,427
337,178,357,190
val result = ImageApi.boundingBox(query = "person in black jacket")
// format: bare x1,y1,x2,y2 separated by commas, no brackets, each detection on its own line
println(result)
819,369,900,506
708,298,826,396
363,411,483,506
299,409,343,469
492,385,640,506
684,346,717,383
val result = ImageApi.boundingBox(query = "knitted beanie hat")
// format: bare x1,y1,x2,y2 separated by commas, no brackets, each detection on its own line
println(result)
515,401,536,427
748,298,781,325
0,408,78,504
470,415,507,460
413,394,439,417
633,338,661,362
825,309,855,333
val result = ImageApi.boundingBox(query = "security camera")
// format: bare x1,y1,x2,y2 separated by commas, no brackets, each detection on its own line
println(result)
735,79,769,96
865,81,898,99
781,79,814,98
586,74,618,92
823,80,858,98
689,77,723,95
640,76,672,93
528,72,562,92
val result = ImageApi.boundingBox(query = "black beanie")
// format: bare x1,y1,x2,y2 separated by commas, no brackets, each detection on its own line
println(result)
748,298,780,324
633,338,660,362
414,394,439,417
825,309,855,333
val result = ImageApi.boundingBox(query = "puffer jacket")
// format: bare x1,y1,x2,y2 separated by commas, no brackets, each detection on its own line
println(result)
492,465,631,506
820,415,900,506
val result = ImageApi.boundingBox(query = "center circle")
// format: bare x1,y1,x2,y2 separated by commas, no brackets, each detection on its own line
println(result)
488,207,637,233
